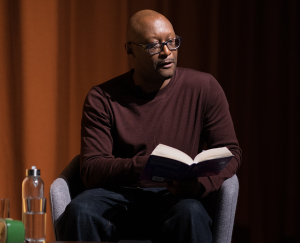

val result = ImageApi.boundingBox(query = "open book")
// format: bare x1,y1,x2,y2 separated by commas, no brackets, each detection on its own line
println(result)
139,144,234,182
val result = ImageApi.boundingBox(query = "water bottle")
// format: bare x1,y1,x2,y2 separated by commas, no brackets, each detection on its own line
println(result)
22,166,46,242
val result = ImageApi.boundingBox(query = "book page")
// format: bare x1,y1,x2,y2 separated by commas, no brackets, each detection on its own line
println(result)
194,147,233,163
151,144,194,165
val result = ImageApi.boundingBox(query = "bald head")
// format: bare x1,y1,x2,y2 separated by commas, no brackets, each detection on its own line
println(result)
126,10,174,43
125,10,178,88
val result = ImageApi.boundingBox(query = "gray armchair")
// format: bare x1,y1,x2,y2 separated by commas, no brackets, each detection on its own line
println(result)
50,155,239,243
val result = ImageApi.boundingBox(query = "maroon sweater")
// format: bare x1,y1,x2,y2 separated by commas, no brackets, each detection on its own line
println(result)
80,67,241,197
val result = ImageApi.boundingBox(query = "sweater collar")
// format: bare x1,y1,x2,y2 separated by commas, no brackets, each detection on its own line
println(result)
127,68,177,99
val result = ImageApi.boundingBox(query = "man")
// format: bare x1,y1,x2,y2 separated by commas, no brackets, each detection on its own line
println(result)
56,9,241,243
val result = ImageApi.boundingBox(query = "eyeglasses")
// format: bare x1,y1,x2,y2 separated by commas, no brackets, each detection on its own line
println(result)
128,36,182,55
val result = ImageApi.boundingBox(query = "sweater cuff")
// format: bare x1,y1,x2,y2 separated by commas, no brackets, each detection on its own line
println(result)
137,155,150,173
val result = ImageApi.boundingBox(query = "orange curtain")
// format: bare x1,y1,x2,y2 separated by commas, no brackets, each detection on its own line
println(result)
0,0,131,240
0,0,299,242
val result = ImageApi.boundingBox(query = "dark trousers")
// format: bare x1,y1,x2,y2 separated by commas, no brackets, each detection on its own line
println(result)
56,187,212,243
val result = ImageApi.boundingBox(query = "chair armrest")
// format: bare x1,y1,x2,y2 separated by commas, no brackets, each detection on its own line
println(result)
212,174,239,243
49,177,72,228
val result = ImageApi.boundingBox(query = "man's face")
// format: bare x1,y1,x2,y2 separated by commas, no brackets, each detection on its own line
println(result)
130,17,178,82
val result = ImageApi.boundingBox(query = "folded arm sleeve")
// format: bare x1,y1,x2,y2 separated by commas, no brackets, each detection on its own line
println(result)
80,87,148,189
198,75,242,197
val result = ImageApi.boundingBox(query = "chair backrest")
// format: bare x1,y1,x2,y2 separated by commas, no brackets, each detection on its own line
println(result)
49,155,86,235
59,154,86,199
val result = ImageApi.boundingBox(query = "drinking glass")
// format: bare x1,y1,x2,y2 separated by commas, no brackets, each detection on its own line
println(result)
0,198,10,219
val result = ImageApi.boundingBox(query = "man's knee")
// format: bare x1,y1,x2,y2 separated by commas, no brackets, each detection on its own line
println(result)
64,188,123,219
64,199,93,220
172,199,212,224
57,196,116,241
159,199,212,243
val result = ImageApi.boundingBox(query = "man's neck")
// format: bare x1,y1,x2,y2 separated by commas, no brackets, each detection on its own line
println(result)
133,72,171,93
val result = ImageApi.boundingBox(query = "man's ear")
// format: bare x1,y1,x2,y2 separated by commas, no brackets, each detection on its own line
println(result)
125,43,135,57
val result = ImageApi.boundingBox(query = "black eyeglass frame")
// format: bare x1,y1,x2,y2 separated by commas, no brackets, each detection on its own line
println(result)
127,36,182,55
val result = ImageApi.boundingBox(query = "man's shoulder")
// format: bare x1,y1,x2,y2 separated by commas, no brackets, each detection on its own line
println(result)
175,67,215,88
91,70,132,99
176,67,211,77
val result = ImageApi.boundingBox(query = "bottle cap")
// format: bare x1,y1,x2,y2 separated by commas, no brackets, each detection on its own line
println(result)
26,166,40,176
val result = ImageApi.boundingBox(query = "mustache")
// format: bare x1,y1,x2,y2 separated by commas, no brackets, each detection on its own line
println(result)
156,59,175,66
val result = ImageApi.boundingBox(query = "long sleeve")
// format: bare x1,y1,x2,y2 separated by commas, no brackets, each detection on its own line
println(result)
80,87,148,189
198,75,242,197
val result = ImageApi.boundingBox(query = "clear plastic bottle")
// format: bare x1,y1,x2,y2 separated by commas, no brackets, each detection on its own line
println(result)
22,166,46,242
